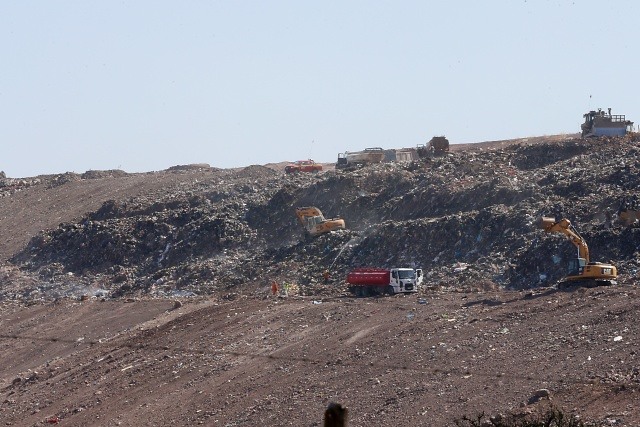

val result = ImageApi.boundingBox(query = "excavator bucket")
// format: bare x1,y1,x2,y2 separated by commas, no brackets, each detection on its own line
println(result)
537,216,557,230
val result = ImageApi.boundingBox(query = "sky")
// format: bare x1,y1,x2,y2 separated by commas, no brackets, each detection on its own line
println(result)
2,1,639,178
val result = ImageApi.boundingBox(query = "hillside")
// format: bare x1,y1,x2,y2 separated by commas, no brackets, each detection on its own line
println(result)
1,134,640,426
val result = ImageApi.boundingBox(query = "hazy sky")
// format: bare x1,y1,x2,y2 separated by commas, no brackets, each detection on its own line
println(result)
2,1,639,177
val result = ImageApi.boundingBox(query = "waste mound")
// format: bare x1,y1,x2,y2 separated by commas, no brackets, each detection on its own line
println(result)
8,135,640,300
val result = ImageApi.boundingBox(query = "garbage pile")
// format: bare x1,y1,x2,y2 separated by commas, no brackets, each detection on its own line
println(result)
8,135,640,300
0,175,43,197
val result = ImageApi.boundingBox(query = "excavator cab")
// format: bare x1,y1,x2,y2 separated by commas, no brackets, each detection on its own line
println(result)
567,257,587,276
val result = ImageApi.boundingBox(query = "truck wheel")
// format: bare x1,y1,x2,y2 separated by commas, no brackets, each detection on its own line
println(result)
386,286,394,295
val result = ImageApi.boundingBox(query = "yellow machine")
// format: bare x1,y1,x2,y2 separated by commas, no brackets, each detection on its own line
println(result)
538,217,617,287
295,206,345,237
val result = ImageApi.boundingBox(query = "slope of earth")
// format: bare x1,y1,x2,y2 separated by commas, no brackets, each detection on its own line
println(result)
2,134,640,425
1,286,639,426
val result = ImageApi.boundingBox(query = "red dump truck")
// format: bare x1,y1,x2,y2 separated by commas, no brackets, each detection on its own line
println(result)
346,267,423,296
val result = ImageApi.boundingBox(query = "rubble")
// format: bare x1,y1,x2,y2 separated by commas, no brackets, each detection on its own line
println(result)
3,135,640,301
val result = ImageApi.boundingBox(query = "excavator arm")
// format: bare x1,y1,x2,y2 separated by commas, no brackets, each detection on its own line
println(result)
538,217,589,262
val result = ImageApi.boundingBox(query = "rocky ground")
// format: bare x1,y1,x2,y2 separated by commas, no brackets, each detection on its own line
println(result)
1,134,640,426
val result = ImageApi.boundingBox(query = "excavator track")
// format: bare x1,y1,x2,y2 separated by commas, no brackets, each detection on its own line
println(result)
557,279,616,290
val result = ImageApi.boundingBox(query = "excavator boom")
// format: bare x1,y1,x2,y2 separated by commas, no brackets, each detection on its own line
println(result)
537,217,589,262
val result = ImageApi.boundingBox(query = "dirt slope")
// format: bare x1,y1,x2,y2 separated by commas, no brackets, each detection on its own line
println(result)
1,287,639,426
2,135,640,425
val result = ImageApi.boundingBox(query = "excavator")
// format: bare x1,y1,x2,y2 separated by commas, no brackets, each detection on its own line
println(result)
295,206,345,237
538,217,617,287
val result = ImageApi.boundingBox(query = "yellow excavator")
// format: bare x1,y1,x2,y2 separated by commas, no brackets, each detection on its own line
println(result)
295,206,345,237
538,217,617,287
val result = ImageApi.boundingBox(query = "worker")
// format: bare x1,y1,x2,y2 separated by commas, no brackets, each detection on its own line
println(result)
323,270,330,285
271,280,279,296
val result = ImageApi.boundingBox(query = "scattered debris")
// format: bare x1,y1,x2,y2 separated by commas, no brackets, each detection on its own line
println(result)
3,135,640,302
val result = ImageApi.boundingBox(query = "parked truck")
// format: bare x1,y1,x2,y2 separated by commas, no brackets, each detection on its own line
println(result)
417,136,450,158
336,147,385,169
285,159,322,174
346,267,423,296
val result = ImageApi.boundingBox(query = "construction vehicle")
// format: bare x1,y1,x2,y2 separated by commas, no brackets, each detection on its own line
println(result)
346,267,423,296
285,159,323,174
538,217,617,287
392,148,419,162
335,147,385,169
417,136,450,158
581,108,634,137
295,206,345,237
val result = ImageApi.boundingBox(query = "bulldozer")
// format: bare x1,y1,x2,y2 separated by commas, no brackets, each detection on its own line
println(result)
581,107,634,137
538,217,617,287
295,206,345,237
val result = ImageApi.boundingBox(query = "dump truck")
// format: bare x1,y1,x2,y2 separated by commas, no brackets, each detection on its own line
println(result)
336,147,385,169
417,136,450,158
581,108,634,137
295,206,345,237
538,217,617,287
346,267,423,296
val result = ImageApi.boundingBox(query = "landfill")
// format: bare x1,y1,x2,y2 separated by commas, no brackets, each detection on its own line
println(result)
3,135,640,301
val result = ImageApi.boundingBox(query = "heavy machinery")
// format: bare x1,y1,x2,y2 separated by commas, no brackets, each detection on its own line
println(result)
346,267,423,296
417,136,450,158
295,206,345,237
335,147,385,169
581,108,634,137
538,217,617,287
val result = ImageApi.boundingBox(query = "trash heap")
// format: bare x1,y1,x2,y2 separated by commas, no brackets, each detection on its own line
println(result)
8,135,640,300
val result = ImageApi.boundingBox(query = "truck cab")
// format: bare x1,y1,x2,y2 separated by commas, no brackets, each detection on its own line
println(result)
390,268,423,293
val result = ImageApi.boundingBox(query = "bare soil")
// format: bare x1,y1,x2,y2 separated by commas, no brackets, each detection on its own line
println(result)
2,287,639,426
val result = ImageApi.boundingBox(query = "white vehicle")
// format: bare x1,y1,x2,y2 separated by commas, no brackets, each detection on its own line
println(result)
336,147,385,169
346,267,423,297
